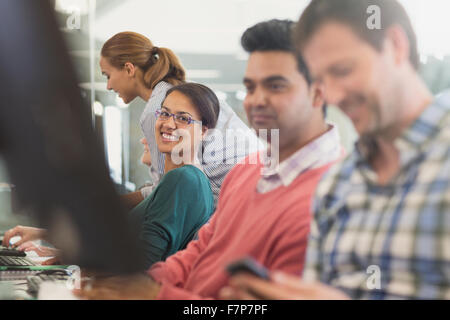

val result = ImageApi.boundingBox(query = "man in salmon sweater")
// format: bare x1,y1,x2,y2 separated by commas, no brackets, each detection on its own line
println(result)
80,19,343,300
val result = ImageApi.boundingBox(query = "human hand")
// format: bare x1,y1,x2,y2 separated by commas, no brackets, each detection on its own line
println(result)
17,241,59,257
2,226,46,248
41,257,61,265
15,241,61,265
75,273,161,300
219,271,350,300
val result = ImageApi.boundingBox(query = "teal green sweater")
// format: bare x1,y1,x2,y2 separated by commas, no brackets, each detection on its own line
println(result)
128,165,214,268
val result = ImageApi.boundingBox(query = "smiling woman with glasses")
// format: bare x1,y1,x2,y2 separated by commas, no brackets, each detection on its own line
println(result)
128,83,220,268
100,32,260,211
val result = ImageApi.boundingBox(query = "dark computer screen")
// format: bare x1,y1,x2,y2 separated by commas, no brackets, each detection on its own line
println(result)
0,0,144,273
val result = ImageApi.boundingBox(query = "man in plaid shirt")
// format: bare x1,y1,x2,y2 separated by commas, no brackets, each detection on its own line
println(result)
222,0,450,300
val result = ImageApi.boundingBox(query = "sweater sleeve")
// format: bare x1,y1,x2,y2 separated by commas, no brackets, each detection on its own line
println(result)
265,164,340,277
265,212,311,276
139,168,208,268
148,211,217,299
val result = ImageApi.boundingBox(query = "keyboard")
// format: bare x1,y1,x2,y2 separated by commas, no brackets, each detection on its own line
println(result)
27,272,70,296
0,246,26,257
0,256,35,266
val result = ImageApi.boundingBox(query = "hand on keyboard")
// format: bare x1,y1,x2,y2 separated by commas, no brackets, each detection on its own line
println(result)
2,226,46,248
0,246,26,257
17,242,59,257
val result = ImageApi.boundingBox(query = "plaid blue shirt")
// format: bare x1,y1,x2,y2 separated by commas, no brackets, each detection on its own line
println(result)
304,91,450,299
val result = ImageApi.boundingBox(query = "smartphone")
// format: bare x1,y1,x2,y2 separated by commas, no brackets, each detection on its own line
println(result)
226,257,270,280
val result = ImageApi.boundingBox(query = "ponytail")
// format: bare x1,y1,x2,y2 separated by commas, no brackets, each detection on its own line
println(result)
101,32,186,90
143,47,186,89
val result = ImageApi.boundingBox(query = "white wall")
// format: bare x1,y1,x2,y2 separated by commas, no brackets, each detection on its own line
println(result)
95,0,309,54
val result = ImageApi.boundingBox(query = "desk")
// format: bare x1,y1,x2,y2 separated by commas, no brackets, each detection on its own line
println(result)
0,265,71,300
0,249,73,300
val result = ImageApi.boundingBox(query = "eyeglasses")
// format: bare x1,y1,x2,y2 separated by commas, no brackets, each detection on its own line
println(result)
155,109,202,126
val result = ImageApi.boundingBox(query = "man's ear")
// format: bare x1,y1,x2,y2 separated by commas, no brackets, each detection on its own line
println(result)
124,62,136,77
310,81,326,109
384,24,410,67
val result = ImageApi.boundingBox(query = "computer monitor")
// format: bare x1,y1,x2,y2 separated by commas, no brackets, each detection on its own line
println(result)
0,0,144,274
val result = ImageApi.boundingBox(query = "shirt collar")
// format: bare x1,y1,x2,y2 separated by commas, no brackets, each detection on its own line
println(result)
397,94,449,150
260,124,342,187
356,92,450,168
151,81,173,99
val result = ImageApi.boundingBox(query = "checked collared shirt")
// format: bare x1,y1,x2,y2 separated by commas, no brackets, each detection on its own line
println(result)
304,91,450,299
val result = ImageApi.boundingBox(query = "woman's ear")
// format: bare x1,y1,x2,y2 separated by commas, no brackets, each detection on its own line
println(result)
124,62,136,77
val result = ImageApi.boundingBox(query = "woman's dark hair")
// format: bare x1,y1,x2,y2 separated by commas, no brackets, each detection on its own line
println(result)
164,83,220,129
293,0,419,70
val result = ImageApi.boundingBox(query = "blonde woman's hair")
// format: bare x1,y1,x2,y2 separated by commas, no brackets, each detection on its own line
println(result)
101,31,186,89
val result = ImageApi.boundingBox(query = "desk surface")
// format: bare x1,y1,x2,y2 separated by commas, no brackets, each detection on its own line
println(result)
0,265,73,300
